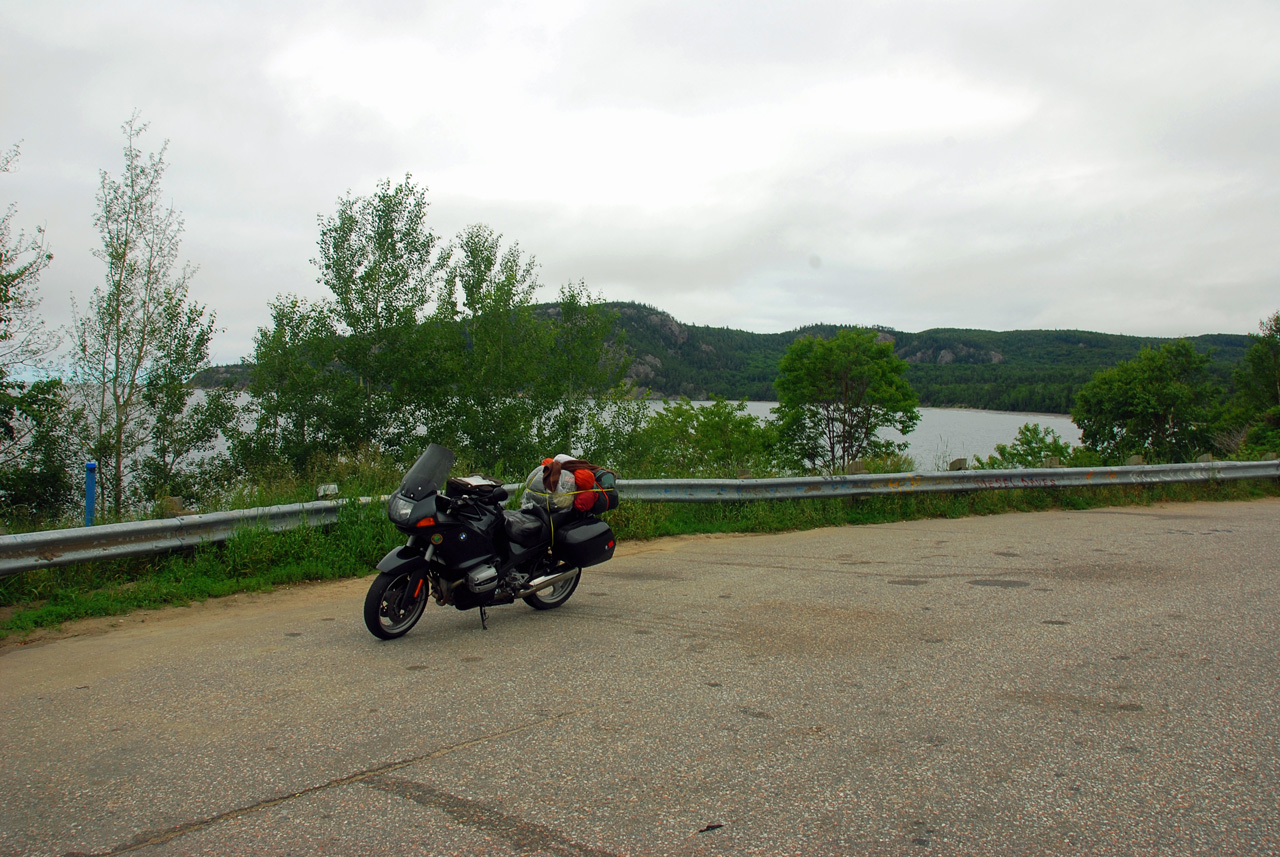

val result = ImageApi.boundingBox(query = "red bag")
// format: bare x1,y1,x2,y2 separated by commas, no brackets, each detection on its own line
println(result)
573,469,598,512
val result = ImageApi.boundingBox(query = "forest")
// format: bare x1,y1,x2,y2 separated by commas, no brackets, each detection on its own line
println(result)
197,304,1251,415
541,304,1251,412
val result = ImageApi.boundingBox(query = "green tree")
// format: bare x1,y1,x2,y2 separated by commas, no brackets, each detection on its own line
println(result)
1231,311,1280,455
239,176,449,471
314,175,451,459
136,296,235,506
1071,340,1221,463
316,174,446,453
575,394,654,474
315,174,439,338
434,223,547,474
0,143,59,379
236,295,355,472
1234,311,1280,413
773,329,920,474
243,179,634,479
70,114,214,516
537,280,631,454
0,384,75,522
0,142,73,521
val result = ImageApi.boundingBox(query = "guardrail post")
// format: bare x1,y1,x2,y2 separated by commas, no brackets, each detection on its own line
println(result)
85,462,96,527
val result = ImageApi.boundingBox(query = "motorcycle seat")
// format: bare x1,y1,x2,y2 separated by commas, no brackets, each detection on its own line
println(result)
503,509,547,546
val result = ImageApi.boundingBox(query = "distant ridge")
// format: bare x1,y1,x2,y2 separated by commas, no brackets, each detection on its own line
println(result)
591,302,1247,412
195,301,1250,414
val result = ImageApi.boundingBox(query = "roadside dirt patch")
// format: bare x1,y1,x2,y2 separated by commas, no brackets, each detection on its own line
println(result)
0,575,374,654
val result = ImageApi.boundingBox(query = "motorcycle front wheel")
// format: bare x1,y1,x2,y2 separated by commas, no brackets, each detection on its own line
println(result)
364,571,429,639
522,565,581,610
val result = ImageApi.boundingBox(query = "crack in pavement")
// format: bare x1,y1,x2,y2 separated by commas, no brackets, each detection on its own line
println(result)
363,773,619,857
74,708,594,857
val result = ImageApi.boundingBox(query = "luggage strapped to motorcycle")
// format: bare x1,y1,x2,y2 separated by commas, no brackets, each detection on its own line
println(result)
522,458,619,544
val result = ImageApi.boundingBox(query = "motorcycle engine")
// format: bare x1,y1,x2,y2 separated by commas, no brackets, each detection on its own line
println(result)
466,563,499,593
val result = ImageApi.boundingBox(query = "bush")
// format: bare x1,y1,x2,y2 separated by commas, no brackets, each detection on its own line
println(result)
1072,341,1221,463
1240,406,1280,457
973,423,1078,469
597,397,783,479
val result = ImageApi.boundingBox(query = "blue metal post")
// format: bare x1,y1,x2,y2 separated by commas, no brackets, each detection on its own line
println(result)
85,462,97,527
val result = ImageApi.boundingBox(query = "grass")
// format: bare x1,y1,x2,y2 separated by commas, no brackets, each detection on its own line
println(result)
2,477,1278,641
0,502,403,638
605,478,1280,539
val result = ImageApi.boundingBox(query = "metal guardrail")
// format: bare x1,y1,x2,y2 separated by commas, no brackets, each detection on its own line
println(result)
0,500,356,580
0,460,1276,578
616,459,1280,502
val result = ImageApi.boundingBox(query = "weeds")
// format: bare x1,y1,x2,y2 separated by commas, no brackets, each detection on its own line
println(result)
0,503,401,637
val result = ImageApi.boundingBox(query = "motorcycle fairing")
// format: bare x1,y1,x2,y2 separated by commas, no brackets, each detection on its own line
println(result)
399,444,455,501
376,544,429,574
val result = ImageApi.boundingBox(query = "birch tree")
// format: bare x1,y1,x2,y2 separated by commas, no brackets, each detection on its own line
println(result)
0,143,73,519
434,223,546,472
71,114,206,516
136,294,233,506
313,174,446,456
0,143,59,377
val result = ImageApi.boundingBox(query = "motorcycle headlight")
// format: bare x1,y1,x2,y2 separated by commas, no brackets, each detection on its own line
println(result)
387,493,415,524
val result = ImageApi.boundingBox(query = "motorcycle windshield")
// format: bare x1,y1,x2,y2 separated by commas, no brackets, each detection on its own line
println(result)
399,444,455,501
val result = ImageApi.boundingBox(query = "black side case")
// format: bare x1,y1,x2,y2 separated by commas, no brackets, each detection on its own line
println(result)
552,518,616,568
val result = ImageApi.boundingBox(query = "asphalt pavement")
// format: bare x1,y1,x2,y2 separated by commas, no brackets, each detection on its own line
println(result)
1,498,1278,856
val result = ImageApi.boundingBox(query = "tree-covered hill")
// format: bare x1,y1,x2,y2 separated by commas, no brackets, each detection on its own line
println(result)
597,303,1250,412
195,301,1252,414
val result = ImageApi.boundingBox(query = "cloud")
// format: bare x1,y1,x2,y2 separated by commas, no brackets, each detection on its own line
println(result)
2,0,1278,366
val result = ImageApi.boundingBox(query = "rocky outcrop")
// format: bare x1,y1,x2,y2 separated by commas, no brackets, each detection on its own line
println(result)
627,353,662,382
619,305,688,350
897,344,1004,365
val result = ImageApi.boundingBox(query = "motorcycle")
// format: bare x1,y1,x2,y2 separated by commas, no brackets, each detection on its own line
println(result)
363,444,617,639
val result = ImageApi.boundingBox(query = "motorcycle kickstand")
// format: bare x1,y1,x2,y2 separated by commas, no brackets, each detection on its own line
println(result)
480,605,488,631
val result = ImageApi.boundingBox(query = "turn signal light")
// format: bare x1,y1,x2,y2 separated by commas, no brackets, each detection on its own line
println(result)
415,517,437,528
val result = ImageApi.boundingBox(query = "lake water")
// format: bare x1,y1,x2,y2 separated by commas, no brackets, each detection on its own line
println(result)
693,402,1081,471
205,393,1080,472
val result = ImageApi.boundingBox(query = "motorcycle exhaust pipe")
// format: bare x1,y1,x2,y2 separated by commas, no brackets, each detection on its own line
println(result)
517,567,579,598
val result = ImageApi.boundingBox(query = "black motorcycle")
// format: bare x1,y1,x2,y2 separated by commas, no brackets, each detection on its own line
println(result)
363,444,617,639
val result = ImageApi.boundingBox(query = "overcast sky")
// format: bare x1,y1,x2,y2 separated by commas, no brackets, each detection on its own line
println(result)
3,0,1278,365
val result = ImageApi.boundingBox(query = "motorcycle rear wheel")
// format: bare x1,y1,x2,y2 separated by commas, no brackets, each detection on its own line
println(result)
522,566,581,610
364,571,428,639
